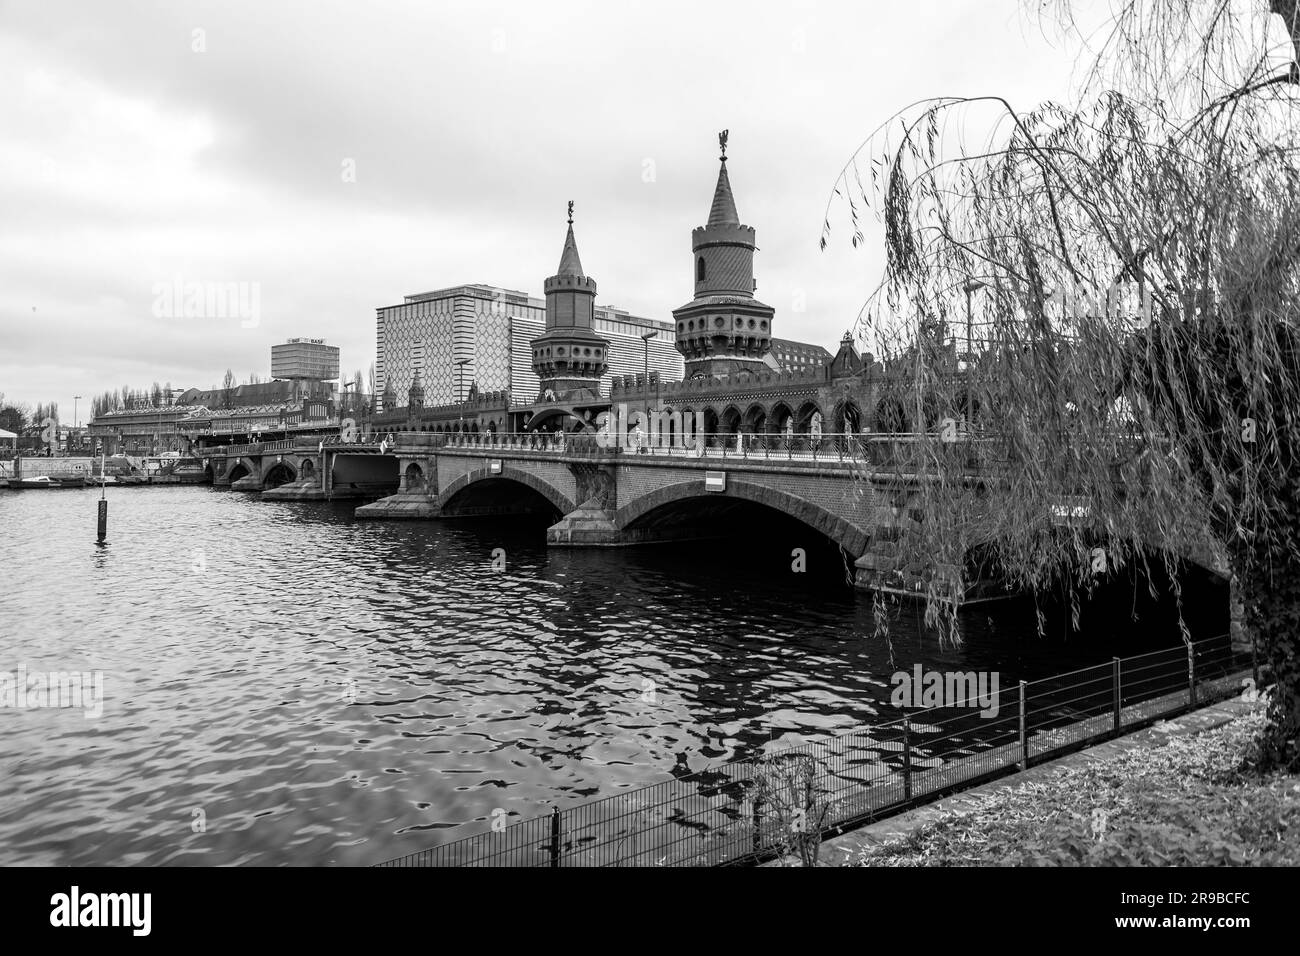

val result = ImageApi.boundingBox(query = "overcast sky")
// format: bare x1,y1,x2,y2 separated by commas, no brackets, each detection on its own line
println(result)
0,0,1085,417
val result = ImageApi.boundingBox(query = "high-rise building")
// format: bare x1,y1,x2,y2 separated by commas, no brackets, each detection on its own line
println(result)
375,285,681,411
271,338,340,381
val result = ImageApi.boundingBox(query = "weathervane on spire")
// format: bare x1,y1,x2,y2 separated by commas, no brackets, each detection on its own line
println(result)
719,129,729,161
567,200,574,224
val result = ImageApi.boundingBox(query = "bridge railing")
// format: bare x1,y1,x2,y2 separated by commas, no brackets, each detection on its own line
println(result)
259,428,1168,478
194,438,302,459
627,432,918,465
431,431,963,466
374,634,1249,867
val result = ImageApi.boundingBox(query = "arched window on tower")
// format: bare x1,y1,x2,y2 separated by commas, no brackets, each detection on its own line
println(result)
696,257,706,282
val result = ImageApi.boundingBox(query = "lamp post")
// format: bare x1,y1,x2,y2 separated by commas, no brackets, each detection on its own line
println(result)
640,331,657,442
962,279,986,430
339,379,356,425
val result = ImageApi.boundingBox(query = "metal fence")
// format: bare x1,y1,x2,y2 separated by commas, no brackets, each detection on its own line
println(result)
375,634,1249,867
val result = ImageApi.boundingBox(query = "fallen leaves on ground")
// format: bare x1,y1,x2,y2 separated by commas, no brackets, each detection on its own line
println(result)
857,709,1299,866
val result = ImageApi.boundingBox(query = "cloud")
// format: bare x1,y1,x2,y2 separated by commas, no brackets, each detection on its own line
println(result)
0,0,1080,412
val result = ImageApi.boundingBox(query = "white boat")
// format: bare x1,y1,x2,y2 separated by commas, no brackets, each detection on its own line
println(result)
12,475,63,489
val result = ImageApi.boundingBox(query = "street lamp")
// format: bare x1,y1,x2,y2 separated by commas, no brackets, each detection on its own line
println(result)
640,330,657,441
74,395,81,453
962,279,987,429
339,379,357,422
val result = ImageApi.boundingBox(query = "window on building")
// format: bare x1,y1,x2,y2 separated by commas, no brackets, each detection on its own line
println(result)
696,257,706,282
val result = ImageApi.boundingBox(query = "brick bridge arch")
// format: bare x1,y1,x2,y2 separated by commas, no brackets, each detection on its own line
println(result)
227,456,258,481
615,478,871,555
437,465,576,517
262,459,298,486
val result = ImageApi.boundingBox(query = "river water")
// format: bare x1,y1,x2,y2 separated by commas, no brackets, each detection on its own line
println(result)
0,485,1220,865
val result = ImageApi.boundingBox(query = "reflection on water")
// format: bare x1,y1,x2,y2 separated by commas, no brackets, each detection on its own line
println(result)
0,486,1218,865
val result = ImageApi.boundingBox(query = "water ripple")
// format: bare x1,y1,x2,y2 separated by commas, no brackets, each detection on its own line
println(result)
0,486,1194,865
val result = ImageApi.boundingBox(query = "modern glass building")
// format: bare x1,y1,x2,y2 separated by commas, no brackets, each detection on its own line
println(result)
271,338,340,381
375,284,682,410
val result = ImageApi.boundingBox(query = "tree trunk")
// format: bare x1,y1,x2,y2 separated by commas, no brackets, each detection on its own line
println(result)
1236,474,1300,770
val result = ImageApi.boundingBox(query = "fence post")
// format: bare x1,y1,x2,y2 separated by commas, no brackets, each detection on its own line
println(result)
1112,657,1121,733
1187,641,1197,707
902,715,912,801
752,793,764,853
1018,680,1028,771
549,806,561,867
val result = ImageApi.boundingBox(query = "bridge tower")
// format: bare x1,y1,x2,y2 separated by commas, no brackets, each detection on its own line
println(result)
407,368,425,409
530,202,610,404
672,130,776,381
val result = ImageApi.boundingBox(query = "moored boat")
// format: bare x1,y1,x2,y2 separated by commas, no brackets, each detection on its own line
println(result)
12,475,63,489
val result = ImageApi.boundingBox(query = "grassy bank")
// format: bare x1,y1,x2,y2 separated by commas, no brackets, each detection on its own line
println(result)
856,708,1300,866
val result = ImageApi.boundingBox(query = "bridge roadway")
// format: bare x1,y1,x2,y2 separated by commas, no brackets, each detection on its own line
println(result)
191,430,1001,596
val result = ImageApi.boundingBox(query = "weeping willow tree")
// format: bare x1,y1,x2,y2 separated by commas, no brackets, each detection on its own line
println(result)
825,0,1300,769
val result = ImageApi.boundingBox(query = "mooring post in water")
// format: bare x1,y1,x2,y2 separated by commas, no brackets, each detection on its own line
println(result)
1018,680,1028,771
549,806,561,867
1112,657,1122,734
96,447,107,544
901,715,912,801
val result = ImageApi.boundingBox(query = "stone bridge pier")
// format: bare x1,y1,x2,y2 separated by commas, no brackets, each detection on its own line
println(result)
355,454,440,517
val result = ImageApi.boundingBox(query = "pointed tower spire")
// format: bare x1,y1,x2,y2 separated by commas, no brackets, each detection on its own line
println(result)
533,199,608,403
673,129,775,380
707,130,739,226
557,200,585,275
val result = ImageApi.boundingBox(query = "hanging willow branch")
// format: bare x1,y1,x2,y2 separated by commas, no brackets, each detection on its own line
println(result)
826,0,1300,768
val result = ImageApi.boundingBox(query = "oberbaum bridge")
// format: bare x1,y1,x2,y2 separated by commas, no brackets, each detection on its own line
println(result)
193,135,1234,608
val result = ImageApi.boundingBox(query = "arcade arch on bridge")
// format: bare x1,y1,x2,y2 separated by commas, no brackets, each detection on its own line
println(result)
831,399,863,435
873,396,910,433
719,406,742,435
700,407,720,435
794,401,823,433
770,401,796,437
527,407,594,433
